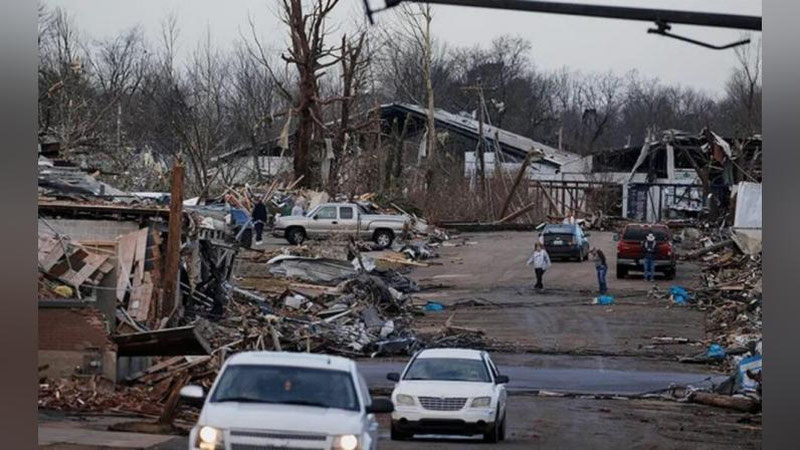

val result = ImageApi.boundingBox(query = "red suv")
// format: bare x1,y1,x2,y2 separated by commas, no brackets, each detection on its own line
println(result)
614,223,676,279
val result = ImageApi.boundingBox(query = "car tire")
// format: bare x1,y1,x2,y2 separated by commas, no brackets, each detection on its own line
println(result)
483,410,501,443
286,227,306,246
373,230,394,249
616,265,627,279
390,423,409,441
499,413,507,441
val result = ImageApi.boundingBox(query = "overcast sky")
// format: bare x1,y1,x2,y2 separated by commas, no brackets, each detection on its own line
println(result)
44,0,762,98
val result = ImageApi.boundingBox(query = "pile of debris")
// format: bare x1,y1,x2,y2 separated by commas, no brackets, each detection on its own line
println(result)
675,222,762,413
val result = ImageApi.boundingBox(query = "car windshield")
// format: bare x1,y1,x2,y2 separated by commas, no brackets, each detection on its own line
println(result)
210,365,359,411
543,225,575,234
622,227,669,241
404,358,490,382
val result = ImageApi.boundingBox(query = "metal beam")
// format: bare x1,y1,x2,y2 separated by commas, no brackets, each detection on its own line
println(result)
384,0,761,31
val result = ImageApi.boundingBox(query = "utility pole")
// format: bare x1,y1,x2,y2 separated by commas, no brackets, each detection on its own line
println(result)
162,159,184,323
477,87,486,194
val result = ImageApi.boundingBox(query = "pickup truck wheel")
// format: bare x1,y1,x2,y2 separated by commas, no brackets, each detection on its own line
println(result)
286,227,306,245
373,230,393,249
616,265,627,279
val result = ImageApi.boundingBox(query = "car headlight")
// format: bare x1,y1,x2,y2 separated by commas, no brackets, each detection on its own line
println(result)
196,426,224,450
333,434,360,450
395,394,415,406
471,397,491,408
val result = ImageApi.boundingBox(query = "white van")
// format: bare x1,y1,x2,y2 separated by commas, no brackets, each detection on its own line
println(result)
181,351,393,450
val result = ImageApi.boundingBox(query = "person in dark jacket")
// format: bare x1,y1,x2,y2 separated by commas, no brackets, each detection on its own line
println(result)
252,199,268,245
642,232,657,281
590,248,608,294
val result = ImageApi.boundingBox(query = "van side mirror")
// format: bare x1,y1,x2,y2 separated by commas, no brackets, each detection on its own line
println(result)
495,375,509,384
386,372,401,382
366,398,394,414
612,233,620,242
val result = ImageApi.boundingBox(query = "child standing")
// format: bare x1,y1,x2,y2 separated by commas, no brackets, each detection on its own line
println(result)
590,248,608,294
526,242,552,290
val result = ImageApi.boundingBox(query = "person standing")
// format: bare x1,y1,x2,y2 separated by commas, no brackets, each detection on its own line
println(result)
294,195,307,215
251,198,268,245
291,199,304,216
642,232,657,282
590,248,608,294
526,242,552,290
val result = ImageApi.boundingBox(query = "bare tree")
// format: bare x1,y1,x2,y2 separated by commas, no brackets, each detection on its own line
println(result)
723,37,762,137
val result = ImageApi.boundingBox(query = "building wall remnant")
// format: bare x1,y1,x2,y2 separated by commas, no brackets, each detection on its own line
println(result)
38,304,117,381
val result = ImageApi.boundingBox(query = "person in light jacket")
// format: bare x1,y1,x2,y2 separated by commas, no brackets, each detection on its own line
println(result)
526,242,552,290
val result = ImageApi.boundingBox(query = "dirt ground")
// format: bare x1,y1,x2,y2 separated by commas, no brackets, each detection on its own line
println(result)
376,395,761,449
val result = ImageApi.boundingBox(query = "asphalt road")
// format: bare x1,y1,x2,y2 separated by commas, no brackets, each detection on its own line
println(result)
357,361,725,396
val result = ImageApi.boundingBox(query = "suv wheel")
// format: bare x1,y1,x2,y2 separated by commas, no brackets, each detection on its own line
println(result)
616,265,627,279
286,227,306,245
499,413,507,441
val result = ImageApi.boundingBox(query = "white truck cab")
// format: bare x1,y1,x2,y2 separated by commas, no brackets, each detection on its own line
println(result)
181,351,393,450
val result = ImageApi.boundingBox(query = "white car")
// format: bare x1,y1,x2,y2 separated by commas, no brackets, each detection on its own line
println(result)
180,351,393,450
386,348,509,442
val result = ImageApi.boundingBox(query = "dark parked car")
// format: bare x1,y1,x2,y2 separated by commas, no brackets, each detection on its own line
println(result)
613,223,676,279
538,223,590,261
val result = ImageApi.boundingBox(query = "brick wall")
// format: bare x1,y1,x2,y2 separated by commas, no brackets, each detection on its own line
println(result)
38,306,115,352
38,305,118,380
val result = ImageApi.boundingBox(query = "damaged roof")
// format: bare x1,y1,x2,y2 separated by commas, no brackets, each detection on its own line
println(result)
381,102,581,167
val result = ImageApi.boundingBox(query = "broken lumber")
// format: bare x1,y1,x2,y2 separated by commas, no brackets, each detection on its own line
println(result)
114,325,211,357
497,201,537,224
498,152,534,220
687,239,734,258
690,391,760,413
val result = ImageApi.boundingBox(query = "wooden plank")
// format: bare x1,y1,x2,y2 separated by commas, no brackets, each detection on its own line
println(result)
133,228,149,286
38,236,59,263
40,243,65,271
116,229,140,302
129,273,154,321
65,253,109,287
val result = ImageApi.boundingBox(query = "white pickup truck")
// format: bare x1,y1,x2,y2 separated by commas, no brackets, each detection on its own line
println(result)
273,202,409,248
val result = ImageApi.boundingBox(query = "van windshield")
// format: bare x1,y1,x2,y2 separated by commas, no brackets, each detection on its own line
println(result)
210,365,359,411
404,358,490,382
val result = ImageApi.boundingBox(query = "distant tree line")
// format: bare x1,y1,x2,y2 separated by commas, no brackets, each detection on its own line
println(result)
37,3,761,195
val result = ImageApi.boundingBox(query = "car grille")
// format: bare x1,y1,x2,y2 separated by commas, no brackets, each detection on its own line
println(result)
230,430,326,441
231,445,315,450
229,429,328,450
418,396,467,411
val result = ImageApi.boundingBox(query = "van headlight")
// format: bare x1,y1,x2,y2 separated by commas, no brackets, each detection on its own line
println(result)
196,426,224,449
470,397,491,407
395,394,415,406
333,434,359,450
